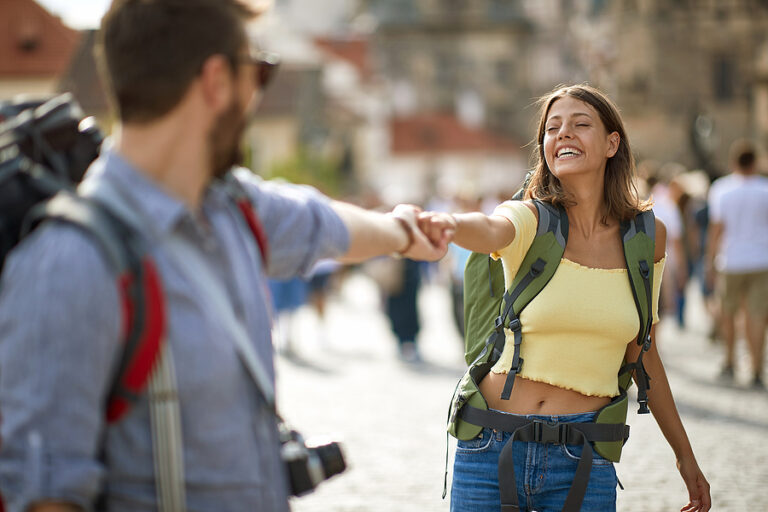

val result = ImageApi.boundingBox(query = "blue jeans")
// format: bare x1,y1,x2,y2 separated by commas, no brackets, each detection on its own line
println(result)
450,412,617,512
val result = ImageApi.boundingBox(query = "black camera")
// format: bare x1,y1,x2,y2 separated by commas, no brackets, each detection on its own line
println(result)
279,424,346,497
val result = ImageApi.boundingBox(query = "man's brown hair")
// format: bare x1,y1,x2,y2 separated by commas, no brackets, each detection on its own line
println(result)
525,84,651,223
96,0,257,123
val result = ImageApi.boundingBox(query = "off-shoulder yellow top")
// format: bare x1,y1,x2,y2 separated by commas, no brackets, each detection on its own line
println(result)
489,201,664,398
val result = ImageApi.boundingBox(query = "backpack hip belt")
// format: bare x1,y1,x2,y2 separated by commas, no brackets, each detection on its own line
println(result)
458,405,628,512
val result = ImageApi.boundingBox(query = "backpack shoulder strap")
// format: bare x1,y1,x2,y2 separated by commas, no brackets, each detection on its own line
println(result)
223,174,269,266
504,200,569,316
33,192,166,423
619,209,656,413
496,200,568,399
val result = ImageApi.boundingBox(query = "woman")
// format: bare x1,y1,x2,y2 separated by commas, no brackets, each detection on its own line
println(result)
421,85,710,511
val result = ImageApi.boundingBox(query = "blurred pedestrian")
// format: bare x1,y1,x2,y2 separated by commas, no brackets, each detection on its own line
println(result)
446,190,483,338
420,84,710,512
643,161,688,323
0,1,451,511
384,258,423,362
706,139,768,388
268,276,308,355
675,170,714,330
305,258,343,344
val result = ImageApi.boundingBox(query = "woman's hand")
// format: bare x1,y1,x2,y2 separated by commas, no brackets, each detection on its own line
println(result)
391,205,454,261
417,211,457,246
678,456,711,512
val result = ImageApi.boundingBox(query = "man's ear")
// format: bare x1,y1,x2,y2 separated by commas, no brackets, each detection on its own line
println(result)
606,132,620,158
199,54,234,113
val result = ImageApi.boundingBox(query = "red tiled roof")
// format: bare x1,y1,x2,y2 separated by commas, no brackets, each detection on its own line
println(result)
391,114,521,154
314,36,371,80
0,0,81,77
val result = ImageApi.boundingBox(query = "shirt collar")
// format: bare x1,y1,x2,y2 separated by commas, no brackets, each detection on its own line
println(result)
80,145,191,239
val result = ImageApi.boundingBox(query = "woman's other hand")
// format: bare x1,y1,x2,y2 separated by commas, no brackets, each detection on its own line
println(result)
678,457,711,512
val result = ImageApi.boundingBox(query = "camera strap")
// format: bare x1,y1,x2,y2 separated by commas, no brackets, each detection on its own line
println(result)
164,231,278,414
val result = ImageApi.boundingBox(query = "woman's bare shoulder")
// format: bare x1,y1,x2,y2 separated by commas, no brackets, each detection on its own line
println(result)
523,200,538,221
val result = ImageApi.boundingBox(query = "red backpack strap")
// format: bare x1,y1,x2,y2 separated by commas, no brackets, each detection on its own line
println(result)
224,175,269,266
107,258,165,422
236,200,269,265
37,192,166,423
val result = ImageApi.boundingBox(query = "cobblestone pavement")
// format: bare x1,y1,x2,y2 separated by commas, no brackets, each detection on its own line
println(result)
276,272,768,511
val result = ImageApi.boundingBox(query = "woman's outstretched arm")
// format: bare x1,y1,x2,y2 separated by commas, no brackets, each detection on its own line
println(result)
418,205,529,255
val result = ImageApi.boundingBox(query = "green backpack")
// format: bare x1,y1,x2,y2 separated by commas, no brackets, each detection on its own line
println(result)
444,198,656,511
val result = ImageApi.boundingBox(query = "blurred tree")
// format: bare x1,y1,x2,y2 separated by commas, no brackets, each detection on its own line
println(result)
264,148,342,197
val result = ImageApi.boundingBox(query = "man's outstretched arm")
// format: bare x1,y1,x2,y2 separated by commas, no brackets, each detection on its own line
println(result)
330,202,453,263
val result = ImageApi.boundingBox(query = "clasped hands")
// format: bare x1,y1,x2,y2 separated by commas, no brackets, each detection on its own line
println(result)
390,205,458,261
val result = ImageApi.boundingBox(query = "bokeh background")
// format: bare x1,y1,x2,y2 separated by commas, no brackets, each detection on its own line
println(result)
2,1,768,510
6,0,768,202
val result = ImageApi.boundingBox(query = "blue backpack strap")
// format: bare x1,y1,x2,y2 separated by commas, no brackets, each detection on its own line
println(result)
619,209,656,413
497,200,568,400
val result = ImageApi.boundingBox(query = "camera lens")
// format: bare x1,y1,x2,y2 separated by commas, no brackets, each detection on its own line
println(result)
312,442,346,479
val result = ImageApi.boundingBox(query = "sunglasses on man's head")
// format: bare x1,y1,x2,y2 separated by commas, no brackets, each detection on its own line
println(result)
245,51,280,90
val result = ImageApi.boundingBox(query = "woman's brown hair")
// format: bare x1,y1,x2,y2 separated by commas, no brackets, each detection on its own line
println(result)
524,84,651,223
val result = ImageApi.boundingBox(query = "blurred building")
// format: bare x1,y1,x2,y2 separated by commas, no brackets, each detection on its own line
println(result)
0,0,81,100
359,0,768,177
606,0,768,177
249,1,527,202
57,30,111,124
7,0,766,200
383,113,524,204
247,64,328,176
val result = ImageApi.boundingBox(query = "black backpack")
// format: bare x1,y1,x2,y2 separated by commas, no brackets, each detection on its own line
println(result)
0,94,102,268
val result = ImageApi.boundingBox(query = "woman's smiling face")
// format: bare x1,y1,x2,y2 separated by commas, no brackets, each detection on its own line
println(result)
542,95,619,181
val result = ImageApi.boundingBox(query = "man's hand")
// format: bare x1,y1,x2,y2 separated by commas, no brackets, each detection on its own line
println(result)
391,205,454,261
417,211,457,244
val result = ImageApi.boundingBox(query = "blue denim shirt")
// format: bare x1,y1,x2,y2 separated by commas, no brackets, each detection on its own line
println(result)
0,149,349,511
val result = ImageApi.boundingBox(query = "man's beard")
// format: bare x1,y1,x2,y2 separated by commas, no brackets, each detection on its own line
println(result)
209,97,246,179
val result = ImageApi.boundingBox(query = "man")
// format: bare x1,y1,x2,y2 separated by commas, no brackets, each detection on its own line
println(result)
0,1,450,510
707,139,768,388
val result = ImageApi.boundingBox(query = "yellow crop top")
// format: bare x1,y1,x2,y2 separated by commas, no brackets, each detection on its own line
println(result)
490,201,664,398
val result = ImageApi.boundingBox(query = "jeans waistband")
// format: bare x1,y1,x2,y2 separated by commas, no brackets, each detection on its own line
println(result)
488,409,597,424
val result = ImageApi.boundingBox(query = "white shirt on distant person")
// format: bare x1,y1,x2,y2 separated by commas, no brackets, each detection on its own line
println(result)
708,173,768,273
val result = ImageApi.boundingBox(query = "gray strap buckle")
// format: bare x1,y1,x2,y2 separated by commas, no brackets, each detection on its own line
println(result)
532,420,567,444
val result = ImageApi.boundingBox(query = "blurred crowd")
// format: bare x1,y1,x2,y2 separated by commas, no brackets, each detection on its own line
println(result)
275,139,768,390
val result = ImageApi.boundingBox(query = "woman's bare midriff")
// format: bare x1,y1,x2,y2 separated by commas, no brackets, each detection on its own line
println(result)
478,372,611,415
